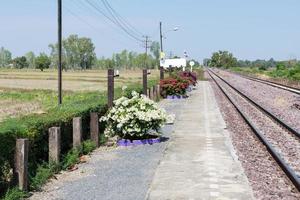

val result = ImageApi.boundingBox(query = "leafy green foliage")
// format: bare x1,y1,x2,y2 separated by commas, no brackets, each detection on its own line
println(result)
49,34,96,70
30,162,60,191
12,56,28,69
209,51,237,68
0,47,12,67
268,63,300,80
62,148,81,170
35,53,51,71
82,140,96,155
3,187,27,200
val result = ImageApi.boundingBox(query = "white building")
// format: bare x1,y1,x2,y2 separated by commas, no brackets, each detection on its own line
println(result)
160,58,187,69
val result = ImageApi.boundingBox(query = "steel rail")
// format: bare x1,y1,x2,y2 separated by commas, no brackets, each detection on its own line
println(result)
228,70,300,95
208,69,300,139
207,70,300,191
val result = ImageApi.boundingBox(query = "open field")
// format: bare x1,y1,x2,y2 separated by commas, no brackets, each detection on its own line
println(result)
0,69,160,91
0,69,159,122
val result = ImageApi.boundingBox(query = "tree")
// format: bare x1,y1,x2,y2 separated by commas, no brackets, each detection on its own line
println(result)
209,50,237,68
13,56,28,69
150,41,160,68
0,47,12,67
25,51,35,68
35,53,51,71
49,34,96,70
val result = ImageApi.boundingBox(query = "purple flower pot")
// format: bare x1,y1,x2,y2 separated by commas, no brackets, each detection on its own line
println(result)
166,95,187,99
117,137,163,147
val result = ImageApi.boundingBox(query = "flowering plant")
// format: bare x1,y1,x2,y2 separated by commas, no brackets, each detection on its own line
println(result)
160,77,189,97
100,91,167,138
179,71,197,86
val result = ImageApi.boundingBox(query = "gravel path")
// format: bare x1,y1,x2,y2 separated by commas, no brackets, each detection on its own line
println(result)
207,71,300,199
29,100,182,200
214,69,300,133
211,72,300,176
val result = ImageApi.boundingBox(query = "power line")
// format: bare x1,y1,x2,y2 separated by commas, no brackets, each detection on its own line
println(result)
84,0,143,43
101,0,144,36
64,1,142,49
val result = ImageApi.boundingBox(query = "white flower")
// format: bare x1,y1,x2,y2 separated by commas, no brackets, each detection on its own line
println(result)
101,90,167,138
122,85,128,91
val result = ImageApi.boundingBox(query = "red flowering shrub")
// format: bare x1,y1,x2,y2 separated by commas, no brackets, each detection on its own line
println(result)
160,77,189,97
178,71,197,86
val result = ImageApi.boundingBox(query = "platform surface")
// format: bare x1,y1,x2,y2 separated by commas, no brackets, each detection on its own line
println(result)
146,82,254,200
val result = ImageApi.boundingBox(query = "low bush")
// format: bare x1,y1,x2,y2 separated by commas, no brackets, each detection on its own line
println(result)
159,71,196,97
2,187,28,200
100,91,167,139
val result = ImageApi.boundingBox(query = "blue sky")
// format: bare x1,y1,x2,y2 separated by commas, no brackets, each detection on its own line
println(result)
0,0,299,62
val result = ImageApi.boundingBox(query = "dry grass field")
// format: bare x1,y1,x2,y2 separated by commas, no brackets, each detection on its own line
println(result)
0,69,160,122
0,69,160,91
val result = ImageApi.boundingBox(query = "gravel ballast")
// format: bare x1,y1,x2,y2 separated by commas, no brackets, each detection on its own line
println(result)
214,69,300,133
211,72,300,177
207,72,300,199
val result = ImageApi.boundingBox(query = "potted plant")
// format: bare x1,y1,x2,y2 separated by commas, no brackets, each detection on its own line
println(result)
100,91,168,146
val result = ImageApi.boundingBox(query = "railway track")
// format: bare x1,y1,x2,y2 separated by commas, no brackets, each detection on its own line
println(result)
230,70,300,95
207,69,300,191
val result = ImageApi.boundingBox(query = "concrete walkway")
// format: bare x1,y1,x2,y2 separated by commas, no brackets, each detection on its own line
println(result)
146,82,254,200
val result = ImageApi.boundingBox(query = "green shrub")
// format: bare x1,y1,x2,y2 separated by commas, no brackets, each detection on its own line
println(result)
3,187,27,200
82,140,96,155
30,162,60,191
62,147,81,170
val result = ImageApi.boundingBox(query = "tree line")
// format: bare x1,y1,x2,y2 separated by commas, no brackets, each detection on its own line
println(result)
205,50,300,70
0,34,161,71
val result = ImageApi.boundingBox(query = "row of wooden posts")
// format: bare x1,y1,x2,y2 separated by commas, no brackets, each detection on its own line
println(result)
14,68,165,191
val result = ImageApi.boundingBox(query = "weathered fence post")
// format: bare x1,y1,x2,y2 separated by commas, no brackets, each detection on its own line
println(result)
107,69,114,108
15,138,29,191
149,86,154,100
90,112,99,147
147,88,151,98
153,85,157,101
143,69,148,96
156,84,160,100
160,67,164,80
49,127,61,163
73,117,82,148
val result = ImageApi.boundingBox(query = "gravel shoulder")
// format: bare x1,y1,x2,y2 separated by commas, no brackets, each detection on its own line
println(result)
29,99,182,200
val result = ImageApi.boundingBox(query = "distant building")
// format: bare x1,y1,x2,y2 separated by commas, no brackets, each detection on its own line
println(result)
160,58,187,69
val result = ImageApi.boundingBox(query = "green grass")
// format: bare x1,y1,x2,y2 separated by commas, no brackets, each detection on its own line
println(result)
2,187,28,200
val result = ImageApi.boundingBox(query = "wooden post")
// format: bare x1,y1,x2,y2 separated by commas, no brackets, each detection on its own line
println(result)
143,69,147,95
90,112,99,147
108,69,114,108
160,67,164,80
48,127,61,163
15,138,29,191
147,88,151,98
156,84,161,100
149,86,154,100
73,117,82,148
153,85,157,101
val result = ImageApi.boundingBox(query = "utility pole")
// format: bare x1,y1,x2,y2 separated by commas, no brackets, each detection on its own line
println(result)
143,36,151,68
58,0,62,105
159,22,163,53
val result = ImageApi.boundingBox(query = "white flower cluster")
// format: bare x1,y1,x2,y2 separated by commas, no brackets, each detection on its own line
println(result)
100,91,168,138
